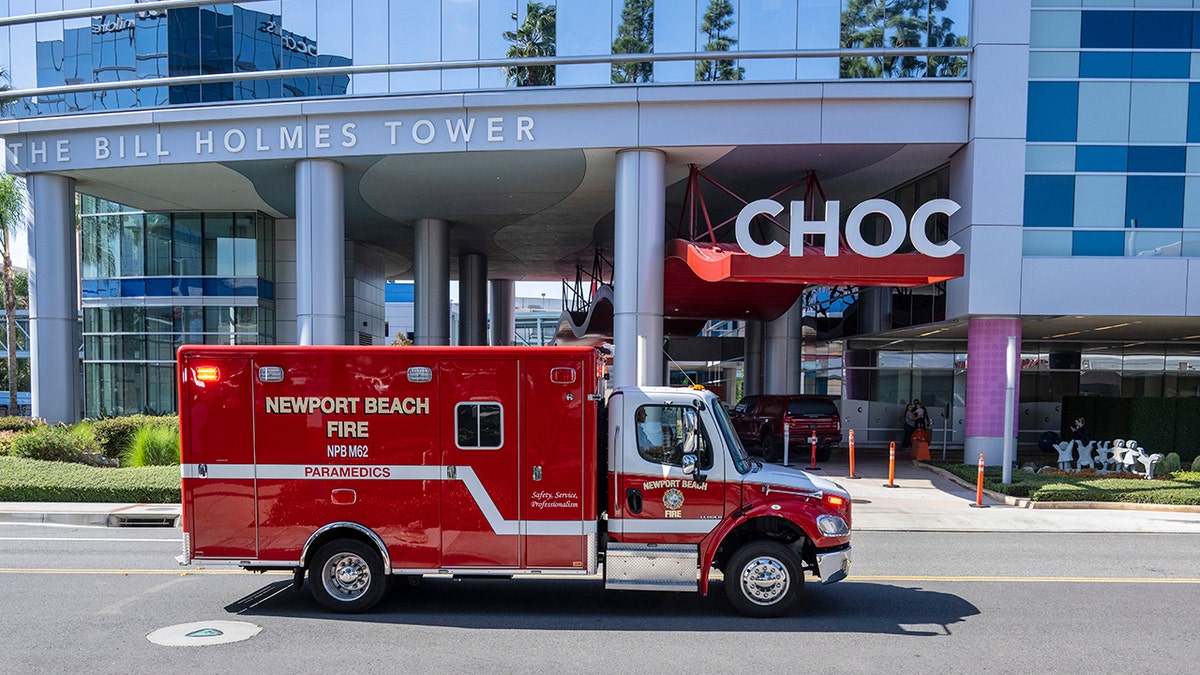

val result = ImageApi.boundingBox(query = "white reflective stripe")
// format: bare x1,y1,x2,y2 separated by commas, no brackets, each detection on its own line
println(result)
614,519,720,535
182,463,255,479
180,463,595,538
453,466,518,536
522,521,598,536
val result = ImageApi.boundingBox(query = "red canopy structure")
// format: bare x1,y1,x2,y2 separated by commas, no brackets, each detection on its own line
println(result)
663,238,964,322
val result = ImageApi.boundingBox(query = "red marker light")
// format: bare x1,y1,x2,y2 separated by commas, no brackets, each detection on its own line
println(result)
825,494,845,507
194,366,221,382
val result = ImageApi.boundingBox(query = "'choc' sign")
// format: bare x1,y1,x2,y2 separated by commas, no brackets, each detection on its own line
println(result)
735,198,961,259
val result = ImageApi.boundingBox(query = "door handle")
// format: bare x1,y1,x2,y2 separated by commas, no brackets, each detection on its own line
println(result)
626,488,643,514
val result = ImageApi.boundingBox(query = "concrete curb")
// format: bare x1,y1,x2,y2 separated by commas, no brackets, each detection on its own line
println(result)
915,461,1200,513
0,503,181,527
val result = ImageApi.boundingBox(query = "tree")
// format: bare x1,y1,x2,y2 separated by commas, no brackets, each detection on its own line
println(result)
503,2,557,87
840,0,967,79
696,0,743,82
612,0,654,84
0,173,25,414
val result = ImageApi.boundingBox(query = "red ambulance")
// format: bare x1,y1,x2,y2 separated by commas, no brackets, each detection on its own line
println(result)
177,345,851,617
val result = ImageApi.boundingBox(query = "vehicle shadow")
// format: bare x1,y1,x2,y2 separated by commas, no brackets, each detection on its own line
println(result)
225,577,979,636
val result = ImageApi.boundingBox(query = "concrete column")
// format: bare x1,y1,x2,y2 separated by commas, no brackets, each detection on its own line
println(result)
613,149,665,388
763,297,803,394
414,218,450,346
295,159,345,345
965,317,1022,465
743,320,764,397
27,174,79,423
458,253,488,346
490,279,515,346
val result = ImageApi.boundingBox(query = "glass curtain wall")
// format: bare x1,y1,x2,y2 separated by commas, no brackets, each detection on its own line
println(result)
5,0,970,117
79,196,275,417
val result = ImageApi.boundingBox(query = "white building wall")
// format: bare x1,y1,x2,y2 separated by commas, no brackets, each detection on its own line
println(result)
346,242,386,345
274,219,298,345
946,0,1031,320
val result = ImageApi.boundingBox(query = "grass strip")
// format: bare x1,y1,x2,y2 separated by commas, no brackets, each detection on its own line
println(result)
932,463,1200,505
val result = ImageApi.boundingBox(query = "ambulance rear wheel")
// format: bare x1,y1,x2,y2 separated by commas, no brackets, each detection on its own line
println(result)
724,541,803,618
309,539,386,613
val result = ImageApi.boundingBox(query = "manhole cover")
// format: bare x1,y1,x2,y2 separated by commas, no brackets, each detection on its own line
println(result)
851,499,872,504
147,620,261,647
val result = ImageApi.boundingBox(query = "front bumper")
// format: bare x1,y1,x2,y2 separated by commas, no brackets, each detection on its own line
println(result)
815,546,851,584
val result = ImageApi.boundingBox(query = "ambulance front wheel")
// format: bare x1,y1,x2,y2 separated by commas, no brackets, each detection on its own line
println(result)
724,540,804,618
309,538,387,613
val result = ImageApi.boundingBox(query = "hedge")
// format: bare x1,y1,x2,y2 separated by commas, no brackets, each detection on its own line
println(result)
92,415,179,461
934,463,1200,505
0,456,180,503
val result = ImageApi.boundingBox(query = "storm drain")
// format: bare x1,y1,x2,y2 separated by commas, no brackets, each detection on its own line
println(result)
147,620,262,647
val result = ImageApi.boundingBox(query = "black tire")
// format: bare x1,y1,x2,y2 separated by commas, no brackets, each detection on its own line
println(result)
761,433,778,463
724,540,804,618
816,446,833,463
309,538,387,613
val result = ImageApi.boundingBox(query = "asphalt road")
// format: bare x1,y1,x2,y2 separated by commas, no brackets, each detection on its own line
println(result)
2,523,1198,673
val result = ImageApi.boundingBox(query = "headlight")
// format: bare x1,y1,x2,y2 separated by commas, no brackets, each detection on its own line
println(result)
816,514,849,537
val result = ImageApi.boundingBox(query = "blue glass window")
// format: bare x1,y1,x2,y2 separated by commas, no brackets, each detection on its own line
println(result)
1079,52,1130,79
144,278,173,296
1188,83,1200,143
1076,146,1127,172
120,279,146,297
1126,176,1185,228
257,280,275,301
1134,11,1192,49
1081,11,1134,48
1127,146,1186,173
1024,176,1076,228
173,277,203,297
1131,53,1190,79
1027,82,1078,142
1072,231,1124,256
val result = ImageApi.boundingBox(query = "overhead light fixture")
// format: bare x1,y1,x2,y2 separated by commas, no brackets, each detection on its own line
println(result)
1049,331,1082,338
1094,322,1132,331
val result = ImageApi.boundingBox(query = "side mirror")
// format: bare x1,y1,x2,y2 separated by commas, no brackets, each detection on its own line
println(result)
682,453,698,476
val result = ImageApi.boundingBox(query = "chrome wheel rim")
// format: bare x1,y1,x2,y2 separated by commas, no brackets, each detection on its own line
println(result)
322,552,371,601
739,555,790,605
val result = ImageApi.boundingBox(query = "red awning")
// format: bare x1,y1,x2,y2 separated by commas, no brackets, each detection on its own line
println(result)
664,239,964,322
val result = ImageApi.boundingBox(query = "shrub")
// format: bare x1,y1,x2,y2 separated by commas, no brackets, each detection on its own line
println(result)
69,421,100,456
93,415,178,460
1193,456,1200,473
0,416,40,433
0,430,16,456
122,425,180,467
1161,452,1182,475
10,426,89,463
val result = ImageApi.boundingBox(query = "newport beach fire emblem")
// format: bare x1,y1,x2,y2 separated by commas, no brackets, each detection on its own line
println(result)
663,488,685,510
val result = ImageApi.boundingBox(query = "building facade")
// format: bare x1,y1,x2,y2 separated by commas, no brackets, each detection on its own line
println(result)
3,1,1198,461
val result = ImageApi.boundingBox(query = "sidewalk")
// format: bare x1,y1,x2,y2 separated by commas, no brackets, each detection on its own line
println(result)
4,450,1200,533
820,448,1200,533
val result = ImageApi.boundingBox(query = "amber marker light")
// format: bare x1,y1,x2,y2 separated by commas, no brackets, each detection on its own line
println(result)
194,366,221,382
824,494,845,507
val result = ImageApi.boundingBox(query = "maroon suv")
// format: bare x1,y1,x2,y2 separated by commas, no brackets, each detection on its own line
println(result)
730,395,842,462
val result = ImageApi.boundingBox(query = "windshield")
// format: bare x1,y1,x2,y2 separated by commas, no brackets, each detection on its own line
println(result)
712,396,752,474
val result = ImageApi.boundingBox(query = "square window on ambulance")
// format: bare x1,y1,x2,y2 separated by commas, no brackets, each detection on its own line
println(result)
456,402,503,449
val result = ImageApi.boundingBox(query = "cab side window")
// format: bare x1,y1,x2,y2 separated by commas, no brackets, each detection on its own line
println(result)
456,402,503,449
634,404,713,470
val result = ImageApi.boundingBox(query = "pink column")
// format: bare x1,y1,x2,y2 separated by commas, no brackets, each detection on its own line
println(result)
965,317,1021,465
